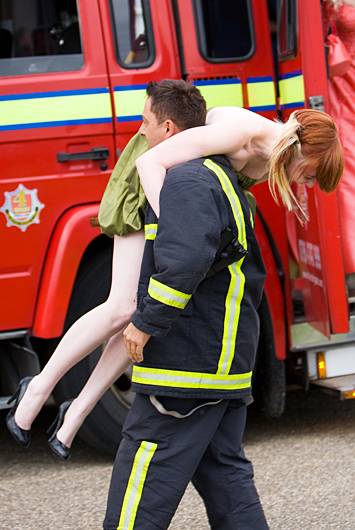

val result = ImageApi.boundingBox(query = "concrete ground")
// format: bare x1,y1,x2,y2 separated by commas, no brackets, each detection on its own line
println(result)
1,387,355,530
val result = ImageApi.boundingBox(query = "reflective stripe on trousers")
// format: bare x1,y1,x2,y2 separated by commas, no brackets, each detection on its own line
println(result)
117,441,157,530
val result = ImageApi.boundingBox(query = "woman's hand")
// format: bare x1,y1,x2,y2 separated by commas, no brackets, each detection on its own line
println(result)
123,323,151,363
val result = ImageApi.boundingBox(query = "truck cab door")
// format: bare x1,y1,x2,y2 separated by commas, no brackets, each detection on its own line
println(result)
172,0,277,120
98,0,181,153
0,0,116,332
277,0,348,337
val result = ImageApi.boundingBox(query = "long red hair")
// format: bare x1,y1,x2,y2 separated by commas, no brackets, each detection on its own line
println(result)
268,109,344,219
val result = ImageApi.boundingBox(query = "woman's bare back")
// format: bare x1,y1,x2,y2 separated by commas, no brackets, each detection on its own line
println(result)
136,106,284,215
206,106,282,180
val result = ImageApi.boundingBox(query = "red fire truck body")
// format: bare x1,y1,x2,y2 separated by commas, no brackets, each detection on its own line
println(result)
0,0,353,453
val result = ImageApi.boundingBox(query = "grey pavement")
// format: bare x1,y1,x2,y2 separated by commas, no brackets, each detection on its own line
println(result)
1,388,355,530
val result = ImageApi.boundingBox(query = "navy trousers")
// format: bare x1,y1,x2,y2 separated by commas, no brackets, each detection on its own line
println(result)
103,393,269,530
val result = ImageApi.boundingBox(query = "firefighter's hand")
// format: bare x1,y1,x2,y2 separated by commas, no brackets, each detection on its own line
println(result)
123,323,151,363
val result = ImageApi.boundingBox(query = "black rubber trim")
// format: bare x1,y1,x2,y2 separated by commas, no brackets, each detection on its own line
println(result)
256,206,285,289
256,206,290,354
171,0,187,78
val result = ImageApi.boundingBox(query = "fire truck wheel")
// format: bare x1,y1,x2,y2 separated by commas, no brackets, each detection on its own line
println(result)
254,294,286,418
52,244,133,456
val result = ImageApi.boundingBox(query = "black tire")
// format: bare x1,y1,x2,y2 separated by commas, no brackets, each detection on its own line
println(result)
52,245,135,456
253,294,286,418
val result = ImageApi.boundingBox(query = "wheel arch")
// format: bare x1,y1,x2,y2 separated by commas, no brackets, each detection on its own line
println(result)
32,205,112,339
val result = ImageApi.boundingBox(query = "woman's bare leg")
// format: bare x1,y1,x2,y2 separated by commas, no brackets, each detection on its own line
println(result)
55,331,130,447
14,231,145,430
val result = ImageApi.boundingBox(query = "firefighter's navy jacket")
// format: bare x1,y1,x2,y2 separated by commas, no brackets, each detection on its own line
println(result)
131,156,266,400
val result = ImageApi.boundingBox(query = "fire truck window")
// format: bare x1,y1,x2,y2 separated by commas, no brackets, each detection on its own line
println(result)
194,0,254,61
0,0,83,76
278,0,297,60
110,0,154,68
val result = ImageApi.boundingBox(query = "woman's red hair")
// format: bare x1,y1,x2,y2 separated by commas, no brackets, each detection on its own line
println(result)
269,109,344,220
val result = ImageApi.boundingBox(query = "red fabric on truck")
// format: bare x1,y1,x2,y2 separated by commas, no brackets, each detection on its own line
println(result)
326,3,355,273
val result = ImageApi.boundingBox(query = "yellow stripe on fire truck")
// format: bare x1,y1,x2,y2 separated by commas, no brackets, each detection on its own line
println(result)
0,88,112,131
247,76,276,111
278,70,305,110
193,78,243,108
114,77,278,122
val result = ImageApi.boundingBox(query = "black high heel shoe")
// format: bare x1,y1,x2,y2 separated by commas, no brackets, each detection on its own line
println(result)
47,400,73,461
5,376,33,448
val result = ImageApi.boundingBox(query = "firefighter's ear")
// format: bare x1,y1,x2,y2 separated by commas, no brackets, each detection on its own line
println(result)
164,119,172,134
165,120,178,137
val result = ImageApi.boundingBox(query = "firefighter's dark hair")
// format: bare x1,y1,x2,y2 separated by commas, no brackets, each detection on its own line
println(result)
146,79,206,130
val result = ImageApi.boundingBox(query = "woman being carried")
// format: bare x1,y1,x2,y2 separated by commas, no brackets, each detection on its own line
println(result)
6,79,343,459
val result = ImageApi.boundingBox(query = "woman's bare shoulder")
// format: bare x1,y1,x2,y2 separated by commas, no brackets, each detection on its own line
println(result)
206,106,264,124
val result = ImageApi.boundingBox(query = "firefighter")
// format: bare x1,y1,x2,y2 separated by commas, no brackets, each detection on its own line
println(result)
103,100,269,528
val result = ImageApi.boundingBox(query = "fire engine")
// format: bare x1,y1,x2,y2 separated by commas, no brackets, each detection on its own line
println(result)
0,0,353,454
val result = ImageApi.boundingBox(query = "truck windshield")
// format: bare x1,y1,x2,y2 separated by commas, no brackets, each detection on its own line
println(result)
0,0,83,76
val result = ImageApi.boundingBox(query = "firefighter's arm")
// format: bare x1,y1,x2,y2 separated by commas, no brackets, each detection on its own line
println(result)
136,114,254,217
131,167,224,337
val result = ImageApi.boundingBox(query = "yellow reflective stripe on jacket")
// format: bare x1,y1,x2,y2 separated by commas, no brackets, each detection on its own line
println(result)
203,159,247,375
194,79,243,109
144,223,158,240
217,260,246,375
204,159,247,248
247,77,276,110
0,89,112,130
148,277,192,310
132,366,252,390
118,441,157,530
279,71,305,109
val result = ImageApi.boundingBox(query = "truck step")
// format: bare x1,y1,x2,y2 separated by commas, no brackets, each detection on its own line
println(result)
312,374,355,400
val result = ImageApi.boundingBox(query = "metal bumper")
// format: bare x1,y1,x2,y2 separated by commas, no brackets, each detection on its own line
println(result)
291,315,355,352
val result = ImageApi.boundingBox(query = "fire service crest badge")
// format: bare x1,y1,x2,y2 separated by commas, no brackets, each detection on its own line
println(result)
0,184,45,232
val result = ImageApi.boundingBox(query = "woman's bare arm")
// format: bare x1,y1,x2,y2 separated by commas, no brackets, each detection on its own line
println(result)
136,117,254,217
